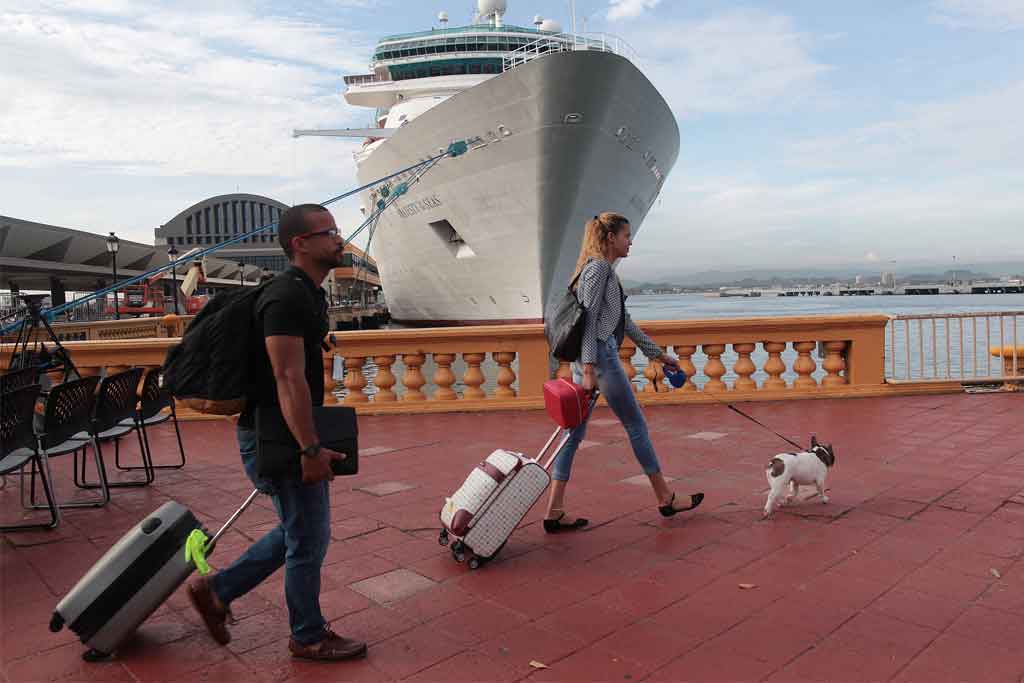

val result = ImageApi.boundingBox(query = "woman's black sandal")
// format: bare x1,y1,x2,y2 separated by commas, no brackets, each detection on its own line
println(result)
659,492,705,518
543,511,589,533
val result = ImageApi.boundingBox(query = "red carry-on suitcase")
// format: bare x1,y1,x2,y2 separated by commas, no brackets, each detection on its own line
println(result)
438,381,597,569
544,378,594,429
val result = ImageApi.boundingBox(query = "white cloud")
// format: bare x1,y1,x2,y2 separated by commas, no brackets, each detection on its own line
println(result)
625,83,1024,271
786,81,1024,175
607,0,661,22
624,9,831,114
622,170,1024,276
0,5,373,178
931,0,1024,30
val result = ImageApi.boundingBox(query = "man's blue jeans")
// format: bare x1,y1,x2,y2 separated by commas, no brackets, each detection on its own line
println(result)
552,337,662,482
210,425,331,646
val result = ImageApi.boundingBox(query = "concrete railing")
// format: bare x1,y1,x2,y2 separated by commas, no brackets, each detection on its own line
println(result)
2,314,943,420
1,315,194,343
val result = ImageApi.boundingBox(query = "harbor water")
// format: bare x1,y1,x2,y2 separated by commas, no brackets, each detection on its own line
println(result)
335,293,1024,398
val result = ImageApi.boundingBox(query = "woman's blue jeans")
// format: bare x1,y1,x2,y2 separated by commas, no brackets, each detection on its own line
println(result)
551,337,662,482
210,426,331,646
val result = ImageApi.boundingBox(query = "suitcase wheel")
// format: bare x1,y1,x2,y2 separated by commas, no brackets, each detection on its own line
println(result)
82,649,111,663
49,612,64,633
438,529,449,547
467,556,481,570
451,540,466,563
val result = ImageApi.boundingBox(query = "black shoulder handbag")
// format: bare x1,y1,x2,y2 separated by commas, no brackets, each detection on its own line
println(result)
544,268,587,362
255,404,359,479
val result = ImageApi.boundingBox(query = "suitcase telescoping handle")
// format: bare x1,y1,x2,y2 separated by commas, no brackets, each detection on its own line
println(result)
535,390,600,471
206,488,261,551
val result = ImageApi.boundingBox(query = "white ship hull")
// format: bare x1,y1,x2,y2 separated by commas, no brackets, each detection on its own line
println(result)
358,51,679,325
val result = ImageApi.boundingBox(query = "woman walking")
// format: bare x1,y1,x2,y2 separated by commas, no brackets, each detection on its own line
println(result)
543,212,704,532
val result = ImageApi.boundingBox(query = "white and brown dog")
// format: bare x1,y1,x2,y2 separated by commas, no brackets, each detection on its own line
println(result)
763,436,836,518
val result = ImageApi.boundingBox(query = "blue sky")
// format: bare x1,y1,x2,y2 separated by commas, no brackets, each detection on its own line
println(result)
1,0,1022,280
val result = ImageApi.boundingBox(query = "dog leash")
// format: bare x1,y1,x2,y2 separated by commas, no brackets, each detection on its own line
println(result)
723,403,807,452
658,364,809,451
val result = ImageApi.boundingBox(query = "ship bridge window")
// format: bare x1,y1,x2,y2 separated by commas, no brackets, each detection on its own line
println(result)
429,219,476,259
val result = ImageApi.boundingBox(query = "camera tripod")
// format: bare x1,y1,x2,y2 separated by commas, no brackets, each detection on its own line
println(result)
6,294,80,383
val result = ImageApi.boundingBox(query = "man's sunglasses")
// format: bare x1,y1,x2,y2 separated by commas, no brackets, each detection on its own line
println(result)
299,228,341,239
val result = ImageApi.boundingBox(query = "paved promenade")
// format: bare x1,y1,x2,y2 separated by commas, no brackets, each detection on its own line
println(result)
2,393,1023,682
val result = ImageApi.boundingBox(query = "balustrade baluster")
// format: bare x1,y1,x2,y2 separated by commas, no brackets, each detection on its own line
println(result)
493,351,517,398
733,343,757,391
342,357,368,403
763,341,788,390
373,355,398,401
703,344,727,392
643,359,664,393
673,345,697,392
821,341,848,387
432,353,457,400
401,353,427,401
793,341,819,389
462,352,486,399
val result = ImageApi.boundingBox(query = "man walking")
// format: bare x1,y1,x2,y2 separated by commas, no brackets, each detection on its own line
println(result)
188,204,366,661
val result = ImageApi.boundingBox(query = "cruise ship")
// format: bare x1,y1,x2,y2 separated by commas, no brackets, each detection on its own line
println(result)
331,0,679,325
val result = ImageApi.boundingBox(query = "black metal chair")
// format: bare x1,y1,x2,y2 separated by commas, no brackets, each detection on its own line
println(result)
0,366,40,395
115,368,185,473
25,375,107,510
75,368,153,490
1,384,59,531
0,367,40,492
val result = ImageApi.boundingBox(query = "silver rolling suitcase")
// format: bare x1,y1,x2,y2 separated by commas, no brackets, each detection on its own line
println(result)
50,489,260,661
437,422,578,570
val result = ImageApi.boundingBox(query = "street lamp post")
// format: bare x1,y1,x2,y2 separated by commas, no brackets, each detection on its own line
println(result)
106,232,120,319
167,244,180,315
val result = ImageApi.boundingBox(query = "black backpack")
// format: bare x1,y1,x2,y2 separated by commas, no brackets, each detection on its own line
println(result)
162,281,272,415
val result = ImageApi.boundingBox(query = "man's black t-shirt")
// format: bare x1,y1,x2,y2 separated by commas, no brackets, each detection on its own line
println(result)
238,265,329,429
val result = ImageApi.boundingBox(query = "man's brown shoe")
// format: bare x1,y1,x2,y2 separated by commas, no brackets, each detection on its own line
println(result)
187,576,231,645
289,628,367,661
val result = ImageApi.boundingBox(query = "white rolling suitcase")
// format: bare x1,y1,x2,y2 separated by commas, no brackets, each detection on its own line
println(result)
438,387,598,569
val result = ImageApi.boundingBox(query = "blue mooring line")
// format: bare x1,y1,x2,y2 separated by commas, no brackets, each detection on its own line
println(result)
1,141,468,337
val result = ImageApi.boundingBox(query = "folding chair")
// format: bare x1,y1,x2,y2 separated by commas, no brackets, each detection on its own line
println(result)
115,368,185,473
25,375,107,510
1,384,59,531
75,368,153,489
1,367,40,492
0,366,39,395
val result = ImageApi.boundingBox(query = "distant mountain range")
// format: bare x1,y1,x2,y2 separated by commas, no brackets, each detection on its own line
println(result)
621,261,1024,291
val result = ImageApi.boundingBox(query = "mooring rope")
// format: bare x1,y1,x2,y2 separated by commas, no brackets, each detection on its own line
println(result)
0,141,468,337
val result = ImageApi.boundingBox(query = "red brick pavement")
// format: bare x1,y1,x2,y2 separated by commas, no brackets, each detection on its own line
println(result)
2,393,1023,682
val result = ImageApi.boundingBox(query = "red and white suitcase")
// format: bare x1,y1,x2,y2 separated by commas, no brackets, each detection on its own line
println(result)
437,382,597,569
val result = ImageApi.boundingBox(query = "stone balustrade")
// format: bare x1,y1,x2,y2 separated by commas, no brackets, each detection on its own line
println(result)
2,314,930,419
323,313,892,411
2,315,194,343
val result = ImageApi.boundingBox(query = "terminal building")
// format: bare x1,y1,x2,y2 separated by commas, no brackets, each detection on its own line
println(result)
2,193,383,316
153,193,290,273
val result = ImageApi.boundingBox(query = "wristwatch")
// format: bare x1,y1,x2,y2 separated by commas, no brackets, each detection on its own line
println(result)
299,443,321,459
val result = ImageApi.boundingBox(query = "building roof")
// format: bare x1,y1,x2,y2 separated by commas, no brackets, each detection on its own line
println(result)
0,215,163,291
